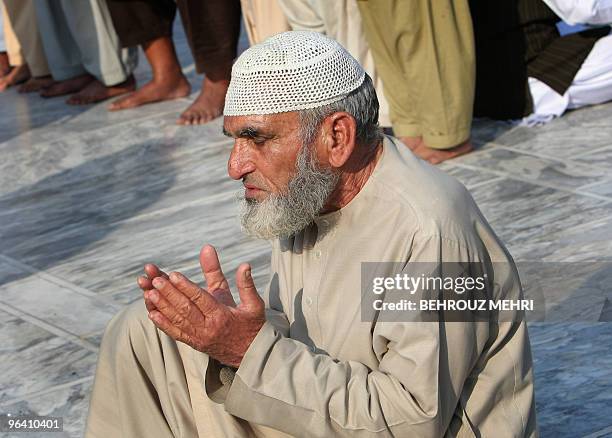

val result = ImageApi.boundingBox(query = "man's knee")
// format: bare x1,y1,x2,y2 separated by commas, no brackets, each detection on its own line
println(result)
100,300,155,351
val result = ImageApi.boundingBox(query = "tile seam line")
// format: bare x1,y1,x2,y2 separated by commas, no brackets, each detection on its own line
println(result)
576,179,612,190
582,424,612,438
0,104,223,150
464,176,506,191
450,162,612,203
0,376,95,409
0,301,100,354
486,142,612,173
0,254,118,307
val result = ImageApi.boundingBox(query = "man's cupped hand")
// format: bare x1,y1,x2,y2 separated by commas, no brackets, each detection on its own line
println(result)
136,245,265,368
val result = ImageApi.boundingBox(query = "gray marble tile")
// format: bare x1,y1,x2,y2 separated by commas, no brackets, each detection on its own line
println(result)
440,164,502,189
0,273,119,337
579,181,612,198
511,213,612,263
453,148,609,190
0,255,31,287
561,101,612,128
575,146,612,171
470,118,516,147
468,178,612,255
0,310,97,404
517,262,612,322
482,122,612,159
1,380,92,438
529,322,612,437
0,114,273,303
0,111,226,195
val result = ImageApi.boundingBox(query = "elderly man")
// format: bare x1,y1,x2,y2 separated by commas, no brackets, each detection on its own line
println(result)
85,31,537,437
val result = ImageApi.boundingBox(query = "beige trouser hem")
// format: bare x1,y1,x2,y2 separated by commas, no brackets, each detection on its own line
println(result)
393,123,472,149
3,0,49,76
85,300,289,438
357,0,475,149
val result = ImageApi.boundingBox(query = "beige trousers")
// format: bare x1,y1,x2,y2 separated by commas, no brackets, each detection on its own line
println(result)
357,0,475,148
85,300,290,438
240,0,290,45
1,1,22,66
277,0,390,126
3,0,49,76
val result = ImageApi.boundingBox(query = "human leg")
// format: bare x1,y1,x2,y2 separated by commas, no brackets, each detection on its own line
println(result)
175,0,241,125
106,0,191,111
85,300,255,437
357,0,475,163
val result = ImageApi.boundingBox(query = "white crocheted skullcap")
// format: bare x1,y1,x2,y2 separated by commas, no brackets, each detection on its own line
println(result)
223,31,366,116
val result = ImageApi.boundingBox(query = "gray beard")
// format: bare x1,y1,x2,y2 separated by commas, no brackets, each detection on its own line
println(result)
238,144,339,240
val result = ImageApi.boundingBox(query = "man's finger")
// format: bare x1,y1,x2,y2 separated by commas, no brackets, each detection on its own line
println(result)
137,276,152,291
145,264,169,281
148,309,187,343
199,245,230,292
236,264,264,314
169,271,219,315
152,276,197,320
146,289,189,329
143,289,157,312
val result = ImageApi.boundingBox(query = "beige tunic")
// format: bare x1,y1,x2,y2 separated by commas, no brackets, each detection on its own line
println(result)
198,136,537,437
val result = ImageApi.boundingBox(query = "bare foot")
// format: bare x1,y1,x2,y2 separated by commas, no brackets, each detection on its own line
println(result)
413,140,473,165
40,73,94,98
108,74,190,111
0,64,31,92
0,52,9,77
67,75,136,105
177,77,229,125
18,75,55,93
399,136,424,151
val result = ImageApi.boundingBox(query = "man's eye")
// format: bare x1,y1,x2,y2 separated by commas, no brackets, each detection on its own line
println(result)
252,138,266,145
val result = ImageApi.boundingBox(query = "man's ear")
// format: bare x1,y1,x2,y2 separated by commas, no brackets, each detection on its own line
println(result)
321,112,357,169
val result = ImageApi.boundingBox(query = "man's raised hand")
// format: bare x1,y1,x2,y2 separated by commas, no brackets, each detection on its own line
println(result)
142,245,265,368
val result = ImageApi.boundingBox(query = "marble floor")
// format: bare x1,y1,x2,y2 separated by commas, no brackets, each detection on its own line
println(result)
1,27,612,438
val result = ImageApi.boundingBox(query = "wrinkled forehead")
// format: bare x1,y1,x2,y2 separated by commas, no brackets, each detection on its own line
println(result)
222,112,301,138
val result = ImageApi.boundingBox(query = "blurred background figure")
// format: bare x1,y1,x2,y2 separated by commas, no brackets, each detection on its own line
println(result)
0,0,11,78
357,0,476,164
34,0,137,105
470,0,612,126
2,0,52,93
276,0,391,128
0,1,30,91
240,0,290,44
527,0,612,125
106,0,241,126
0,1,8,77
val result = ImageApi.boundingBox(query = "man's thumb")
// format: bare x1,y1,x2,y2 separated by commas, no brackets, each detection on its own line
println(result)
236,264,264,313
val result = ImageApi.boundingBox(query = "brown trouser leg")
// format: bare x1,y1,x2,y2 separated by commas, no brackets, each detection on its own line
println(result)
176,0,241,77
106,0,177,48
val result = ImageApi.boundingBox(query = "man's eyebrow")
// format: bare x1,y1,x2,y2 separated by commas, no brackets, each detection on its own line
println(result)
223,126,274,139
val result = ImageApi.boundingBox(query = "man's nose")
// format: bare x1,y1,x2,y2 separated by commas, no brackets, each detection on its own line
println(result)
228,141,255,180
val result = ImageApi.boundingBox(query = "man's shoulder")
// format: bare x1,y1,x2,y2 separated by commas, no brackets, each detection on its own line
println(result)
367,137,478,235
